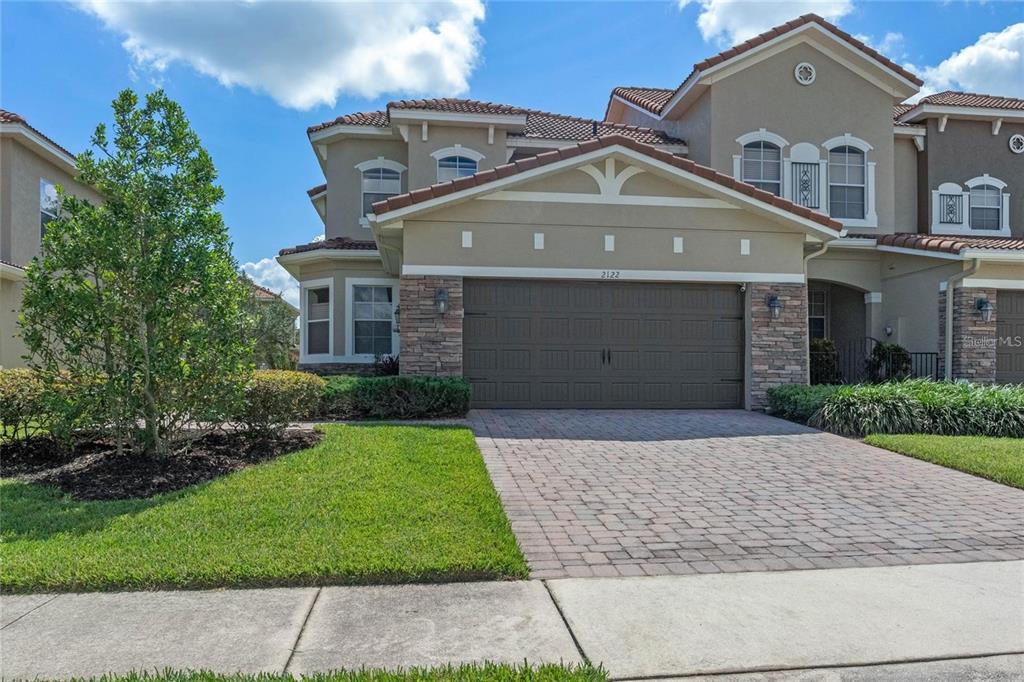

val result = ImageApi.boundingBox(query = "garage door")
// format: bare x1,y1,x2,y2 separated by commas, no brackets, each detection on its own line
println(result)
996,290,1024,384
463,279,744,408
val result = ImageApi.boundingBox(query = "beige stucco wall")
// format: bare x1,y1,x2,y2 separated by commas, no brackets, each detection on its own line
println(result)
893,136,918,232
324,137,408,240
0,277,27,368
406,124,508,191
974,263,1024,282
705,41,898,234
879,253,962,352
806,249,881,292
612,91,712,166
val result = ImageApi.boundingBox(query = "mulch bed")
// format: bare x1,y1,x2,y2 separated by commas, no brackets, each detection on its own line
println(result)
0,429,323,501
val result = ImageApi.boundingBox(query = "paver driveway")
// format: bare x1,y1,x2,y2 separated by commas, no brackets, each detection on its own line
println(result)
470,410,1024,579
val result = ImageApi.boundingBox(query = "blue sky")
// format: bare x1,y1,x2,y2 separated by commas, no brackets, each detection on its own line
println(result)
2,1,1022,302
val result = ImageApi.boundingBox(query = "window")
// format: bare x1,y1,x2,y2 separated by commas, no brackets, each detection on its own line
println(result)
40,179,58,237
741,141,782,196
306,287,330,355
352,285,394,356
808,289,828,340
969,185,1002,231
828,146,866,220
361,167,401,216
437,156,477,183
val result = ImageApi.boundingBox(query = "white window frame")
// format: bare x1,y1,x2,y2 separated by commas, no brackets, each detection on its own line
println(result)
431,145,484,182
931,175,1011,237
355,157,406,228
822,134,877,228
300,277,334,362
808,288,829,340
40,178,57,237
345,277,400,360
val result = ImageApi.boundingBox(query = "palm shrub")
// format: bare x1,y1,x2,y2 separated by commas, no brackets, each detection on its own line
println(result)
809,383,922,436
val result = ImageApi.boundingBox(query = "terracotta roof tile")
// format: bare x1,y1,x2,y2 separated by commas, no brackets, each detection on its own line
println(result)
0,108,77,162
370,134,842,233
278,237,378,256
610,14,923,117
0,258,25,270
877,233,1024,255
918,90,1024,111
389,98,528,115
307,183,326,197
307,110,390,133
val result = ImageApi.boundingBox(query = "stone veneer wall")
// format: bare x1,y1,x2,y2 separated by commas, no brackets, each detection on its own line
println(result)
938,287,997,383
749,282,808,410
399,275,464,376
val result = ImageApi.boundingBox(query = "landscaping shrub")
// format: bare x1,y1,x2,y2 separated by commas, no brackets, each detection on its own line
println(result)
865,342,912,383
766,384,839,423
809,338,841,385
806,379,1024,438
0,368,47,441
236,370,326,437
321,375,471,420
373,353,400,376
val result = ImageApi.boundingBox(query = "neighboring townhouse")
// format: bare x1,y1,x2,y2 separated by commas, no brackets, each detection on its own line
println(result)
0,110,100,368
278,13,1023,409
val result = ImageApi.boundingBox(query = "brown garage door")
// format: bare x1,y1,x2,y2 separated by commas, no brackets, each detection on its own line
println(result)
997,290,1024,384
463,279,744,408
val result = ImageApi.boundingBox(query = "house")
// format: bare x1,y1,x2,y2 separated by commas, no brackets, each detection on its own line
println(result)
0,110,101,369
277,13,1024,409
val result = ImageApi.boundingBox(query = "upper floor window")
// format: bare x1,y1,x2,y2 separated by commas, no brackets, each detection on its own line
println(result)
437,155,478,183
741,141,782,196
827,146,866,220
361,167,401,216
40,179,58,237
969,184,1002,231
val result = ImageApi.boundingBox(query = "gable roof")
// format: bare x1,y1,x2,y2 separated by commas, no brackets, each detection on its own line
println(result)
308,99,684,146
877,233,1024,256
896,90,1024,125
279,236,378,256
369,134,842,236
0,108,78,169
918,91,1024,111
607,14,923,119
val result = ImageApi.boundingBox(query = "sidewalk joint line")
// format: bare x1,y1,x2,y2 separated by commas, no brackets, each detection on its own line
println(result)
542,580,590,665
283,586,322,673
607,650,1024,681
0,594,61,631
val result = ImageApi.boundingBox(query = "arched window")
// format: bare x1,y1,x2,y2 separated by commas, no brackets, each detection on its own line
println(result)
741,141,782,196
437,155,478,182
361,166,402,216
827,146,866,220
969,184,1002,231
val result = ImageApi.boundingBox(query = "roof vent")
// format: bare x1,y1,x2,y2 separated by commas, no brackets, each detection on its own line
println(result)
592,120,598,136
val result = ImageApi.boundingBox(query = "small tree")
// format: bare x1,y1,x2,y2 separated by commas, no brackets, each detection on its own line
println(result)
244,277,298,370
20,89,252,455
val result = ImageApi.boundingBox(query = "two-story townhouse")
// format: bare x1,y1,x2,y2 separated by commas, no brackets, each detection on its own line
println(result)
0,110,101,368
278,13,1023,409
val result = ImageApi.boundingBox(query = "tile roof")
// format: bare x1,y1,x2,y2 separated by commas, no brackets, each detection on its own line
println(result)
370,134,842,233
0,108,77,161
279,237,378,256
877,233,1024,255
916,90,1024,111
0,258,25,270
307,183,326,197
893,103,916,126
308,100,683,145
609,14,923,117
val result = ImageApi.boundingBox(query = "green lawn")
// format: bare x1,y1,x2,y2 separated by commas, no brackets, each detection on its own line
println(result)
865,434,1024,489
1,424,528,592
48,664,604,682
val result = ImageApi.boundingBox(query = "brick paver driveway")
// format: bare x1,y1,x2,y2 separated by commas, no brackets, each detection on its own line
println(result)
470,410,1024,579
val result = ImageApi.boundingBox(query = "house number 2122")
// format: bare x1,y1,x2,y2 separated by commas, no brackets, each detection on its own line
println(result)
601,270,620,279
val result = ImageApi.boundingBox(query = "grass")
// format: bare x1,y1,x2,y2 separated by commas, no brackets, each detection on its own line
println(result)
865,434,1024,489
1,424,528,592
43,664,605,682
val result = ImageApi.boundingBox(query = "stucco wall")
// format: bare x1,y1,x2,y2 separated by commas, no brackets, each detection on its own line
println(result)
0,278,27,368
920,118,1024,238
406,124,507,190
324,138,408,240
893,136,919,232
613,91,711,165
879,253,962,353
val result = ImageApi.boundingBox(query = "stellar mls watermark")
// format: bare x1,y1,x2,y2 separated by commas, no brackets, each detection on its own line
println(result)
961,335,1023,349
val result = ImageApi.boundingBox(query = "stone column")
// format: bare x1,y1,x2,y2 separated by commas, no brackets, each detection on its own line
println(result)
938,287,997,383
749,282,809,410
399,275,463,376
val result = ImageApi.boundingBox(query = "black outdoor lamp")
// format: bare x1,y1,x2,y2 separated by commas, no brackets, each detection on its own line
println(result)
765,293,783,320
975,297,995,323
435,288,449,315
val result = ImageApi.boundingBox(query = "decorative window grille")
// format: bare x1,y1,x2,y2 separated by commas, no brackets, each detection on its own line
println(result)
938,193,963,224
791,162,819,208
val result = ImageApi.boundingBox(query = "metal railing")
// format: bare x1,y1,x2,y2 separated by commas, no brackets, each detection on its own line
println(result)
810,337,939,384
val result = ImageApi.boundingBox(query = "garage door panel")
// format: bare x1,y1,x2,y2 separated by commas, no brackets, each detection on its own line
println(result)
996,291,1024,384
464,279,745,408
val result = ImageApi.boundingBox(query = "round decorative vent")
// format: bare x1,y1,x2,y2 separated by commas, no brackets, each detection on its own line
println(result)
1010,134,1024,154
794,62,816,85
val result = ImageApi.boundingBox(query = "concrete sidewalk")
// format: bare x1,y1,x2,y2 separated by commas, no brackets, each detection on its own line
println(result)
2,561,1022,680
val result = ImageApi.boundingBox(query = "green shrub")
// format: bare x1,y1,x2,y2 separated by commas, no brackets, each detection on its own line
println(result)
809,338,841,385
0,368,47,441
865,342,912,383
321,375,471,420
806,379,1024,438
236,370,326,437
766,384,840,423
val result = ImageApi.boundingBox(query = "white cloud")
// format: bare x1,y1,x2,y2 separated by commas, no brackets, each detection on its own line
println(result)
856,31,906,60
915,23,1024,99
677,0,853,46
242,258,299,308
76,0,486,110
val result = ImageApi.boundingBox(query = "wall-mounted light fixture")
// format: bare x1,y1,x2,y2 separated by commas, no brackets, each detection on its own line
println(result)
765,293,783,320
884,325,894,337
975,297,995,323
435,288,449,315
